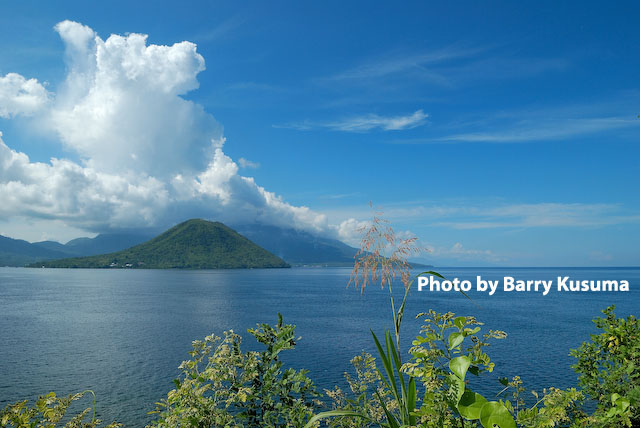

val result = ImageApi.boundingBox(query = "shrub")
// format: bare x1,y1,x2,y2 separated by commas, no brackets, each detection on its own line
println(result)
404,310,510,427
570,305,640,426
147,314,319,428
0,390,120,428
324,352,393,427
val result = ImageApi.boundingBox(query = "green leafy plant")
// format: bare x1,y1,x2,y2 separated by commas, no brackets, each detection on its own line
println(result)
324,352,393,427
4,307,638,427
0,390,120,428
499,376,584,427
570,305,640,426
403,310,514,427
148,314,319,427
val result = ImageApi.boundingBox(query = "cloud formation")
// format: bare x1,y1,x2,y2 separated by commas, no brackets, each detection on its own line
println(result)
0,21,347,238
49,20,215,177
427,117,639,144
0,132,169,230
338,200,640,230
0,73,51,118
424,242,503,263
326,45,568,88
275,109,428,132
237,157,260,169
327,109,428,132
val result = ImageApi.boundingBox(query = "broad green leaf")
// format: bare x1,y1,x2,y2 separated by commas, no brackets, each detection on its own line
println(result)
467,326,481,335
450,355,471,380
454,316,467,330
479,402,516,428
448,332,464,350
458,390,488,420
449,373,465,403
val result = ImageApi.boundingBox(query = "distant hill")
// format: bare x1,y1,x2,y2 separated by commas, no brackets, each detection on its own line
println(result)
0,235,72,266
0,233,155,267
234,224,358,266
1,222,358,267
31,240,79,255
32,232,155,257
32,219,289,269
60,232,155,256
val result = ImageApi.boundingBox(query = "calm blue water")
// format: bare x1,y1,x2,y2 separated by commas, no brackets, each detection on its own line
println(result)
0,267,638,426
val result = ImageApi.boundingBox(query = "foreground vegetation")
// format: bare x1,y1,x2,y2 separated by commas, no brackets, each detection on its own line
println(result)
3,213,638,427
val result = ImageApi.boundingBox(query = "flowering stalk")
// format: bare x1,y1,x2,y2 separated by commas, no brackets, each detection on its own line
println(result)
348,205,440,352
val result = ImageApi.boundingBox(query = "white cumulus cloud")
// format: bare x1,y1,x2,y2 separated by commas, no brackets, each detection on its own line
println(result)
0,73,51,118
0,21,343,237
49,20,215,177
0,131,170,230
335,218,370,246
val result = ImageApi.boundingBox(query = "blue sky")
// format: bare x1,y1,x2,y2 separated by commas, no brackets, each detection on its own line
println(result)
0,1,638,266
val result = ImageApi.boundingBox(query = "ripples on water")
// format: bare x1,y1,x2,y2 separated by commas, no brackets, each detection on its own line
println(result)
0,267,638,426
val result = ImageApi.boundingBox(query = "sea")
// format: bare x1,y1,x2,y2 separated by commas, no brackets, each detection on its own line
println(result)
0,266,638,426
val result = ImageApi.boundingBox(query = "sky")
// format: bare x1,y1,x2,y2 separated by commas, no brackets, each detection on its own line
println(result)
0,1,638,266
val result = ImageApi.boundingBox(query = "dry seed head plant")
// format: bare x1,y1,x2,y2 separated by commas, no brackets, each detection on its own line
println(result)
348,204,422,295
347,204,427,356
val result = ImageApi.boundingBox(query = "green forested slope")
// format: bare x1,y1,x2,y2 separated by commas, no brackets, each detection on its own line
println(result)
33,219,289,269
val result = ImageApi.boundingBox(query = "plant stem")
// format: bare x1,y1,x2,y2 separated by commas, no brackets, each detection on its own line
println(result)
388,278,400,352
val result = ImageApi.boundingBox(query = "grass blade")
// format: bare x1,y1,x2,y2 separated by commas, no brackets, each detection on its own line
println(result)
372,330,400,400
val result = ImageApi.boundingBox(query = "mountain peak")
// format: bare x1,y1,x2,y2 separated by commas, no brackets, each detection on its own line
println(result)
34,219,289,269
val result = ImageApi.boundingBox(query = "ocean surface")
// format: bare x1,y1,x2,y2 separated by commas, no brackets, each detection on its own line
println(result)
0,266,638,426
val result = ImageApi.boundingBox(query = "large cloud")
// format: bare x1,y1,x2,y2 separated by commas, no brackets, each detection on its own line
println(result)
0,21,354,238
0,131,170,230
50,20,216,177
